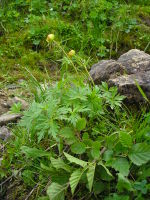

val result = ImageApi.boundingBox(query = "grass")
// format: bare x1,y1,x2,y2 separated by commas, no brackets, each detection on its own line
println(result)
0,1,150,84
0,1,150,199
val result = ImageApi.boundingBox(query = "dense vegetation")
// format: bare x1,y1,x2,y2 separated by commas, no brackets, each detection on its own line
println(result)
0,0,150,199
0,0,150,84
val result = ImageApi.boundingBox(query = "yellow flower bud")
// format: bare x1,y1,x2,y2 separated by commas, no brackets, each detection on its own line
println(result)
68,50,75,57
46,34,55,42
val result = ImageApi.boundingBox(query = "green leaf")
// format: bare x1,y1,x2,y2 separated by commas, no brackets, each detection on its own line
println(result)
87,163,96,191
69,169,83,194
91,141,101,159
103,150,113,162
37,196,49,200
21,146,49,159
135,80,149,102
47,183,66,200
40,163,54,172
71,142,86,154
50,157,71,172
98,161,113,177
76,118,86,131
60,127,75,139
117,173,132,192
93,181,105,195
64,152,87,167
105,194,130,200
111,158,129,176
119,131,132,148
129,143,150,166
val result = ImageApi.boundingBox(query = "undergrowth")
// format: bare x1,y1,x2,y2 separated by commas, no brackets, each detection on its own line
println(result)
1,76,150,199
0,0,150,83
1,1,150,199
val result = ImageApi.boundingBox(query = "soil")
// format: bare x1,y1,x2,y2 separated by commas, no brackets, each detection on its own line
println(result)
0,91,9,115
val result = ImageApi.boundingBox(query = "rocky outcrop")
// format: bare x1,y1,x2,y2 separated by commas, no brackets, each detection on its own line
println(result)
90,60,124,84
90,49,150,103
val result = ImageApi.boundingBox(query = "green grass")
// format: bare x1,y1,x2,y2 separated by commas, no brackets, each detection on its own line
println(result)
0,0,150,84
1,1,150,199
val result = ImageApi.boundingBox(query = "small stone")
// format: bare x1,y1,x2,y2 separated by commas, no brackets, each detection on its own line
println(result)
0,126,11,140
0,113,22,125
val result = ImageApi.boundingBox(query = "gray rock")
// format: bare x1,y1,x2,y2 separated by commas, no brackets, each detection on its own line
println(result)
90,60,124,84
89,49,150,103
0,113,22,125
118,49,150,74
0,126,11,140
109,72,150,102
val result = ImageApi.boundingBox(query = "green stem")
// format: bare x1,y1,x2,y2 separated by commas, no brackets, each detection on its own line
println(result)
53,41,78,74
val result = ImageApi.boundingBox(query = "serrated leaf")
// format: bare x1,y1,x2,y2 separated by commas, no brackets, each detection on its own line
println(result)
119,131,132,148
40,163,54,172
129,143,150,166
69,169,83,194
91,141,101,159
50,157,71,172
71,142,86,154
76,118,86,131
103,150,113,162
47,182,66,200
91,148,100,159
21,146,49,159
111,158,129,176
98,161,113,177
64,152,87,167
87,164,96,191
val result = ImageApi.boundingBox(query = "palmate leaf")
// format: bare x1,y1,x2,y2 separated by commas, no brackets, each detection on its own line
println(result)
47,182,67,200
129,143,150,166
69,169,84,194
119,131,132,148
87,163,96,192
64,152,87,167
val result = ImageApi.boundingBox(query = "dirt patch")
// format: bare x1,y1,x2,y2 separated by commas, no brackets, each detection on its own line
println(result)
0,91,9,115
139,15,150,26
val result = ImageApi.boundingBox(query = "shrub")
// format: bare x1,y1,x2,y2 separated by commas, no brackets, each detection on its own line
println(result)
1,78,150,199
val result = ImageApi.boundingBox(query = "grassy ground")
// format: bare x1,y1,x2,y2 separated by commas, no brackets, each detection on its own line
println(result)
0,0,150,86
1,1,150,199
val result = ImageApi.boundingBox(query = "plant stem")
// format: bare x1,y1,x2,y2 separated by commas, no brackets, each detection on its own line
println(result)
53,41,78,74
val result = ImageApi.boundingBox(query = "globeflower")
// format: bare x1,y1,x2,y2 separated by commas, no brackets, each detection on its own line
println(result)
46,34,55,42
68,50,75,57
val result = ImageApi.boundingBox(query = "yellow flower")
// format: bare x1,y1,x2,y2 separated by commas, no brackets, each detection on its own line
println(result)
68,50,75,57
46,34,55,42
